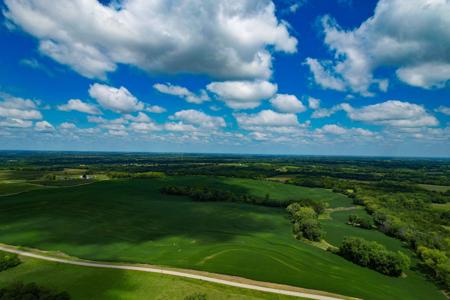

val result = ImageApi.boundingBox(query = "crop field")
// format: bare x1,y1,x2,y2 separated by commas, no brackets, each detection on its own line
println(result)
0,182,44,196
0,177,444,300
0,251,297,300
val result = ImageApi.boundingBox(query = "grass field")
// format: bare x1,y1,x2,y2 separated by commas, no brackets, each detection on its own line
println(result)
320,208,409,253
0,178,444,300
164,176,354,208
0,182,44,196
418,183,450,192
0,251,298,300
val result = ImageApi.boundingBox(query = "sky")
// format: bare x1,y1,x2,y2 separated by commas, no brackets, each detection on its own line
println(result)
0,0,449,157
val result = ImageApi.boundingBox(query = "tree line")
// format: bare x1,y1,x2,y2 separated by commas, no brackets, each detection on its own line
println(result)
336,237,410,277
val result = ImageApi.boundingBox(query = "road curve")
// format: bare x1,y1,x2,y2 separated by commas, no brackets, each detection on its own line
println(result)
0,245,351,300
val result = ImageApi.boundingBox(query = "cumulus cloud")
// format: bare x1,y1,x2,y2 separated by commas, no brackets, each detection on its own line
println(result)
153,83,209,104
35,120,54,132
343,100,439,128
88,83,144,113
319,124,347,135
234,109,299,129
4,0,297,80
270,94,306,113
58,99,101,114
436,106,450,116
129,121,159,132
308,97,320,110
59,122,76,129
146,105,166,114
307,0,450,94
207,80,277,109
311,104,343,119
169,109,225,129
0,95,42,120
317,124,375,137
0,118,33,128
164,122,197,132
304,58,346,92
124,112,152,123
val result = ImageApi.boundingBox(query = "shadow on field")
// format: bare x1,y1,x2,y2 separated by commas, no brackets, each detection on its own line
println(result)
0,257,143,300
0,178,282,257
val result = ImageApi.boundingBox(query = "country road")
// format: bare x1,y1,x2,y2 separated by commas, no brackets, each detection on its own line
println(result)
0,245,354,300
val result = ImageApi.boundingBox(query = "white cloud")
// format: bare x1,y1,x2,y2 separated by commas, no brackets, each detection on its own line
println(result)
88,83,144,114
0,118,33,128
87,116,106,123
59,122,76,129
270,94,306,113
396,63,450,89
320,124,347,135
146,105,166,114
35,120,54,132
308,97,320,110
207,80,277,109
308,0,450,94
170,109,225,129
153,83,209,104
436,106,450,116
108,129,128,137
343,100,439,128
100,123,126,131
129,122,159,132
124,112,152,123
0,95,42,119
58,99,101,115
304,58,346,92
311,104,343,119
4,0,297,80
317,124,376,138
235,109,299,129
164,122,197,132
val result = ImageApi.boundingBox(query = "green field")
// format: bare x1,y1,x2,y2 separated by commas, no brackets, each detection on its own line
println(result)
321,209,409,253
0,251,297,300
162,176,354,208
418,183,450,192
0,178,444,300
0,182,44,196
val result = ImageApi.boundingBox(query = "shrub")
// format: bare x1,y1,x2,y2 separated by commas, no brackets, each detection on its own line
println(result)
347,214,373,229
417,246,450,286
0,253,21,272
0,282,70,300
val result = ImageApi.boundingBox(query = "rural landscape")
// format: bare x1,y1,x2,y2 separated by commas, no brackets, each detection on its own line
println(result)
0,152,448,299
1,0,449,299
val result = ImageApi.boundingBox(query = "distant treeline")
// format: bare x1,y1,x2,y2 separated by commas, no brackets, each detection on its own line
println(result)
107,171,165,179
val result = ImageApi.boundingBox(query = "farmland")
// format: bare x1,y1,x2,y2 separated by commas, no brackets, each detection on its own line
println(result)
0,152,448,299
0,174,445,299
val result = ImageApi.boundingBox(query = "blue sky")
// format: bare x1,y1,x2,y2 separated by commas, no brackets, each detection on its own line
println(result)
0,0,449,156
